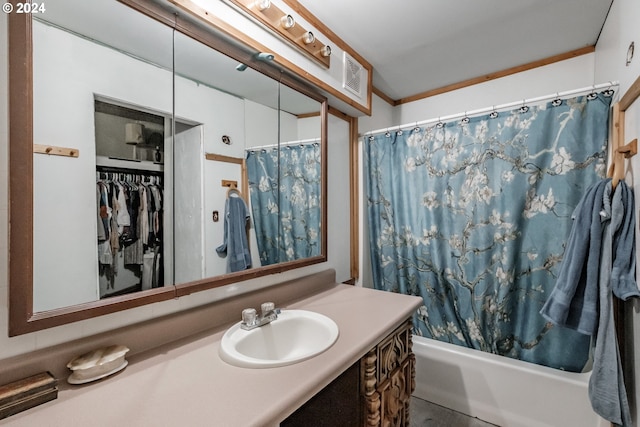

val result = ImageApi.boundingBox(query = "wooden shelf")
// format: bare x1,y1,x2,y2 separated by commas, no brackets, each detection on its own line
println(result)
33,144,79,158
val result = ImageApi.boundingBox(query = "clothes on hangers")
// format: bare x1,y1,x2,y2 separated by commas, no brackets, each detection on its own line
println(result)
96,171,164,290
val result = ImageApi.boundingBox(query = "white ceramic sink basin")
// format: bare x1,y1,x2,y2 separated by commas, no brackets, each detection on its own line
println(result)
219,309,339,368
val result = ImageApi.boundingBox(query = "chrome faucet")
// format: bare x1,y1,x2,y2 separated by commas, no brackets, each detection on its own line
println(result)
241,302,281,330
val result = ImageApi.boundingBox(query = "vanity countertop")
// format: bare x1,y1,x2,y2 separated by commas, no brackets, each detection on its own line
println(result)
2,284,422,426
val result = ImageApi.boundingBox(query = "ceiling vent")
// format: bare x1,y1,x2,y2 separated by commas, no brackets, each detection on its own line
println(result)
343,52,364,98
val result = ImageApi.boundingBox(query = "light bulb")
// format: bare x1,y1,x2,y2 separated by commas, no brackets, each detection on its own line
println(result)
321,45,331,57
303,31,315,45
280,14,295,29
255,0,270,11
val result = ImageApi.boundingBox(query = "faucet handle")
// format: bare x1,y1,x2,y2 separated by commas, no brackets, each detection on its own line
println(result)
261,302,275,314
242,308,257,326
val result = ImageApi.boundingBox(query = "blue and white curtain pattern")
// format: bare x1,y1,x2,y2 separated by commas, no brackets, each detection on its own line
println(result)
246,143,321,266
364,94,612,371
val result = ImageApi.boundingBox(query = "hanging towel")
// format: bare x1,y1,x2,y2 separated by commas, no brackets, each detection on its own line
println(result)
216,195,252,273
539,179,609,335
588,181,637,426
541,179,639,426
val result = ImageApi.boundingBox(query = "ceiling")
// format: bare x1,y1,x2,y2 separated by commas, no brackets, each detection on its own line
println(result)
297,0,614,102
39,0,614,109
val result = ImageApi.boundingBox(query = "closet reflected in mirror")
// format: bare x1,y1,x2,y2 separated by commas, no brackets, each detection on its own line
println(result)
94,100,168,298
26,0,325,316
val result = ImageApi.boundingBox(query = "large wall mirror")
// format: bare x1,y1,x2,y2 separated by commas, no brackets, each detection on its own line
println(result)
8,0,328,335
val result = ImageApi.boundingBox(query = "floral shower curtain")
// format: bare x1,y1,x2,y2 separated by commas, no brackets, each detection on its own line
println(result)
246,143,321,266
364,94,612,371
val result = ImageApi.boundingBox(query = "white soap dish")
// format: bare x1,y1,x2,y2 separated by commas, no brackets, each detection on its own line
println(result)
67,345,130,385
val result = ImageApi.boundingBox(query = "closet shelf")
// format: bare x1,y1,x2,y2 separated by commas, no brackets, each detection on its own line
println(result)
96,156,164,172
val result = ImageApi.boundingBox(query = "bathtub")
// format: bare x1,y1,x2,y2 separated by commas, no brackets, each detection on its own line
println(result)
412,337,608,427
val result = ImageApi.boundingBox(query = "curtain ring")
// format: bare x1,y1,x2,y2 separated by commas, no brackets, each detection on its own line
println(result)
602,81,615,97
518,100,529,114
460,112,470,125
587,85,598,100
436,117,444,129
489,106,498,119
385,128,391,137
413,122,420,133
551,93,562,107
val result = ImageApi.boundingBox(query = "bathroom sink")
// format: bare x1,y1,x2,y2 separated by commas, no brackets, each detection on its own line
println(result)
219,309,339,368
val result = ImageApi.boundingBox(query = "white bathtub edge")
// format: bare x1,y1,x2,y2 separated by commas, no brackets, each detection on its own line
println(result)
412,337,609,427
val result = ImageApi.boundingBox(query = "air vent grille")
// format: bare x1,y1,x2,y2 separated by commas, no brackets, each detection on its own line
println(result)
343,52,363,97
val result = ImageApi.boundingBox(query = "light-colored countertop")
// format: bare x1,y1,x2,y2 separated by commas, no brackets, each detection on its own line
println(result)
3,284,422,426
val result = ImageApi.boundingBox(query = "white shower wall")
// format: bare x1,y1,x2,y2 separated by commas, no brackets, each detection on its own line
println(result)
396,53,596,126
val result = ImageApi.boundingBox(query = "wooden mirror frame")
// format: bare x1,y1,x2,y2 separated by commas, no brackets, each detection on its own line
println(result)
8,0,328,336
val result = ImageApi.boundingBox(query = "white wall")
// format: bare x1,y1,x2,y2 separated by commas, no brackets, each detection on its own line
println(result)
397,53,596,126
358,94,396,135
0,17,351,360
327,114,351,282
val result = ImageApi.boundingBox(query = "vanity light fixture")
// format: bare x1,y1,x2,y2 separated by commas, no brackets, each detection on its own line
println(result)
228,0,331,68
303,31,315,45
255,0,270,11
280,14,295,29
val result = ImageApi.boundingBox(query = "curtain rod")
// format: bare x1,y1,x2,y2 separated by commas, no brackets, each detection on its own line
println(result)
361,81,619,137
246,138,320,151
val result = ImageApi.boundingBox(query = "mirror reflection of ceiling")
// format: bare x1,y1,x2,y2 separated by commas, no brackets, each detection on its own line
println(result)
39,0,319,115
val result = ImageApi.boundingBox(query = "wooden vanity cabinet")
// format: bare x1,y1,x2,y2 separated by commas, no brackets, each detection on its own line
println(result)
282,319,415,427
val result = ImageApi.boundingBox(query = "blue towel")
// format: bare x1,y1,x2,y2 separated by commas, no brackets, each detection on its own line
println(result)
216,195,252,273
539,179,609,335
588,181,637,426
541,179,639,426
611,182,638,300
